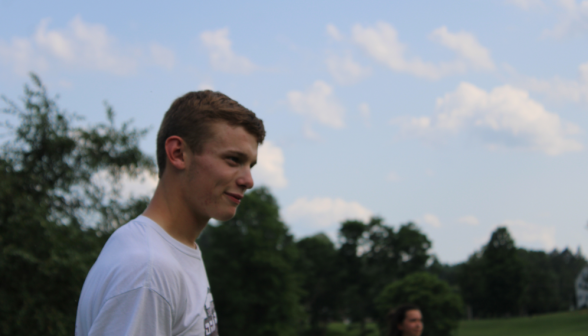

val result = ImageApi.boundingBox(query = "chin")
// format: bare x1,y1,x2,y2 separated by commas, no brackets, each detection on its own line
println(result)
213,210,238,222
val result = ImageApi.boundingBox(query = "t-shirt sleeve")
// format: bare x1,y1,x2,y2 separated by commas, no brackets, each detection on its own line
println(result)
88,287,173,336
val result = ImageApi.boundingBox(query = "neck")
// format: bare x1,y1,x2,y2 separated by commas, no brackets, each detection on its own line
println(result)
143,177,209,249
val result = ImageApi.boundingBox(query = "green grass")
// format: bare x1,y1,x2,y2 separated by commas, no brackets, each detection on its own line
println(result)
457,310,588,336
325,322,379,336
325,310,588,336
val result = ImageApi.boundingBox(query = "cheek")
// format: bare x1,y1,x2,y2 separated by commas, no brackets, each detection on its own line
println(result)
204,163,233,186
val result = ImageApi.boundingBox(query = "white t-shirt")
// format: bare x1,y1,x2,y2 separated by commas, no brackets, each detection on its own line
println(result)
75,216,219,336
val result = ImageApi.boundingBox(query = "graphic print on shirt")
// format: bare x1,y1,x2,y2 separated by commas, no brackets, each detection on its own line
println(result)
204,288,219,336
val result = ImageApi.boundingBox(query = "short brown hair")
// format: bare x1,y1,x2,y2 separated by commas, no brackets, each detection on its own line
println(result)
156,90,265,177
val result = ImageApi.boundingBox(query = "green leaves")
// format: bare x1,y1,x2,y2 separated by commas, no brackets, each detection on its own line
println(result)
482,227,524,317
457,227,524,318
198,188,304,336
0,74,154,335
376,272,464,336
296,233,339,335
454,227,586,318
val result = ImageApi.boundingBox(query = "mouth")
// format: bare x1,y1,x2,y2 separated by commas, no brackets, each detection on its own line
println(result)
225,192,243,204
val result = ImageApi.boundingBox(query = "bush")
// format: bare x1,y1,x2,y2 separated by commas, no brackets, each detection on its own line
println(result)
376,272,463,336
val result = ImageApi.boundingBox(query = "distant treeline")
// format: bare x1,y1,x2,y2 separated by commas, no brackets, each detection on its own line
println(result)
431,241,585,318
198,188,464,336
1,76,586,336
199,188,586,335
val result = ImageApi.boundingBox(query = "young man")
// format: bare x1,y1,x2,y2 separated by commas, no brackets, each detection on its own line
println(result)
75,91,265,336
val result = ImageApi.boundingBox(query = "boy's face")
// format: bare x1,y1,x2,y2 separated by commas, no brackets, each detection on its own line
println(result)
398,309,423,336
180,121,258,223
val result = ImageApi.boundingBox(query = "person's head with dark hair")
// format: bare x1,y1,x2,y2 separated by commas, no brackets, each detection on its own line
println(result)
156,90,265,177
387,304,423,336
144,89,265,245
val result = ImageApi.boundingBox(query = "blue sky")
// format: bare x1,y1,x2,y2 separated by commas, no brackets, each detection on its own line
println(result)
1,0,587,263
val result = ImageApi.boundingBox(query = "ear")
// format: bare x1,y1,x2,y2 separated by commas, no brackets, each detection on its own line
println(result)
165,136,189,171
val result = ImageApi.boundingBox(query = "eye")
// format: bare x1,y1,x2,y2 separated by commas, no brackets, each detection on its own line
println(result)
227,156,241,165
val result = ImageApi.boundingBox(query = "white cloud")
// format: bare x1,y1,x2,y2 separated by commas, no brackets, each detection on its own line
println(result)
283,197,372,230
287,80,346,129
119,171,158,199
359,102,371,126
326,24,343,41
386,171,400,182
252,141,288,189
429,26,495,70
92,170,158,199
34,16,137,74
200,28,256,74
545,0,588,37
422,214,442,228
302,124,321,140
502,219,557,250
351,22,494,80
352,22,430,77
520,61,588,103
149,43,175,69
0,16,173,75
198,82,215,91
0,37,47,74
326,54,371,84
459,215,480,226
505,0,545,10
396,82,583,155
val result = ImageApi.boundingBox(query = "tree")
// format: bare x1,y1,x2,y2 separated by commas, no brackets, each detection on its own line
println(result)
295,233,339,336
456,252,485,319
198,187,303,336
363,220,432,319
482,227,523,317
549,247,587,310
376,272,464,336
337,220,371,335
456,226,523,318
517,249,559,315
447,243,586,318
0,74,154,335
336,219,433,336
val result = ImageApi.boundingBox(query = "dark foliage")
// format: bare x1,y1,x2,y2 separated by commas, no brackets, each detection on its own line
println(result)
336,218,433,336
443,227,587,319
198,187,304,336
376,272,464,336
482,227,524,316
295,233,339,335
0,74,154,335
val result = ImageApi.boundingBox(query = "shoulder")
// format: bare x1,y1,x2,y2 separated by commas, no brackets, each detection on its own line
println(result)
97,218,152,272
77,217,196,332
87,217,185,298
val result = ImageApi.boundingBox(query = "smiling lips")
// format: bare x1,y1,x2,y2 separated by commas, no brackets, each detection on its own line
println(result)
225,192,243,204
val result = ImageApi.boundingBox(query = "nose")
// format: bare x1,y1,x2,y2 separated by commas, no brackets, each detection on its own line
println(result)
237,167,254,190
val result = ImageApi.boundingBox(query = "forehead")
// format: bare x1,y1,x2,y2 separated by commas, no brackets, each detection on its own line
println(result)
405,310,422,320
204,122,258,154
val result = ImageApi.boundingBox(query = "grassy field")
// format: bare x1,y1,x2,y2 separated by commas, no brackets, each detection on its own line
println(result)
457,310,588,336
325,322,379,336
326,310,588,336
